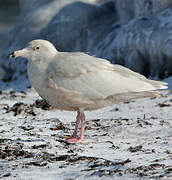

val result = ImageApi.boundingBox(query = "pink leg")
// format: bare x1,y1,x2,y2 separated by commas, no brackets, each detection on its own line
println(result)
79,112,85,141
71,111,81,138
67,110,85,143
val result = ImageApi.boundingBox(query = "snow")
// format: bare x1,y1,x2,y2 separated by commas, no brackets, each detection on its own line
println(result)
0,83,172,179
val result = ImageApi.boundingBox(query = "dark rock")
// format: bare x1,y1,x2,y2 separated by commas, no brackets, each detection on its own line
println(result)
32,99,52,110
1,172,11,177
0,0,18,6
128,145,143,152
3,102,36,116
157,103,171,107
0,143,33,160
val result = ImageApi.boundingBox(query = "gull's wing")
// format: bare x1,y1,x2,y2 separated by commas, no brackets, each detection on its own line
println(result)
48,52,115,78
46,52,167,100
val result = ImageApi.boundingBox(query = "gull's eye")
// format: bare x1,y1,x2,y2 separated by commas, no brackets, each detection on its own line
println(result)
34,46,40,51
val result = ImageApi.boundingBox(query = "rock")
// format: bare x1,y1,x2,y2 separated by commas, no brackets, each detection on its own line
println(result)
116,0,172,24
0,0,116,84
0,0,172,89
18,0,54,17
0,0,18,6
110,8,172,78
18,0,111,16
38,1,116,52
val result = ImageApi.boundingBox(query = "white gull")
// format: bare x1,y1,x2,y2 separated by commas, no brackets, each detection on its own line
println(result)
10,39,168,143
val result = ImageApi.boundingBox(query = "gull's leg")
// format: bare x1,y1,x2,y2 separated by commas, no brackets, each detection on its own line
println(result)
71,111,81,138
79,111,85,141
67,109,85,143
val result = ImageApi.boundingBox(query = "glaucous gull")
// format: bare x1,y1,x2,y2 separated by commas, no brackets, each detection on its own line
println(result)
10,39,168,143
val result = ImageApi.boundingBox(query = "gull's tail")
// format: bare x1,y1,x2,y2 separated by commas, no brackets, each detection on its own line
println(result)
147,79,168,90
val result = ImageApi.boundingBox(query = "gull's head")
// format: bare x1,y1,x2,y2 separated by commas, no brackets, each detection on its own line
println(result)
10,39,57,61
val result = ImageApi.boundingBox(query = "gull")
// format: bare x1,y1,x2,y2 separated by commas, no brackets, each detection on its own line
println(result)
10,39,168,143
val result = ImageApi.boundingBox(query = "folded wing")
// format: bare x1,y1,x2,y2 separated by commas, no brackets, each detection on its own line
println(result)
46,52,167,100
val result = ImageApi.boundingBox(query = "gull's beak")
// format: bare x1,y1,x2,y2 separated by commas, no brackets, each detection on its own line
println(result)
9,48,28,58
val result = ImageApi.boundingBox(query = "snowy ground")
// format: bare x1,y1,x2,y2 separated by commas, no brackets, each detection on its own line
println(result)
0,2,172,179
0,85,172,180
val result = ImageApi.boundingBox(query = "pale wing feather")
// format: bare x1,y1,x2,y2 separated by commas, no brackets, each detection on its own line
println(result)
49,52,113,77
46,52,167,100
